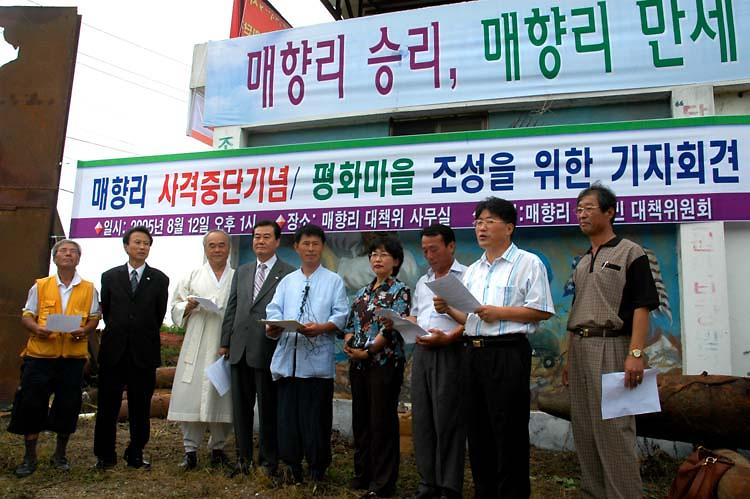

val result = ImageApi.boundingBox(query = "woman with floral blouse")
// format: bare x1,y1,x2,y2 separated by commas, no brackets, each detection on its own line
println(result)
343,234,411,498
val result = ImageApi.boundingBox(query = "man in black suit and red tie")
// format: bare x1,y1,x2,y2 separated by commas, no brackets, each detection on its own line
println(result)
94,226,169,470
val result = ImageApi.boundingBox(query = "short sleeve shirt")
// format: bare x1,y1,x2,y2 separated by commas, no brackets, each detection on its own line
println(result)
462,243,555,336
567,237,659,334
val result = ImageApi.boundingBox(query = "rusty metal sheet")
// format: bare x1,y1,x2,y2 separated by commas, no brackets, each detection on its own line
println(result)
0,7,80,406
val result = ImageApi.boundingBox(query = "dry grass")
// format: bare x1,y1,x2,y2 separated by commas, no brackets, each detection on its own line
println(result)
0,416,677,498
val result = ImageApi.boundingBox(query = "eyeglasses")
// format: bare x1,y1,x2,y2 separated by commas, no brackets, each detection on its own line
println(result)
369,252,393,260
472,218,502,228
575,205,600,215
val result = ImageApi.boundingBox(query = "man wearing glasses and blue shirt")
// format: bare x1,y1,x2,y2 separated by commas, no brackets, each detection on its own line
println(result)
435,197,554,499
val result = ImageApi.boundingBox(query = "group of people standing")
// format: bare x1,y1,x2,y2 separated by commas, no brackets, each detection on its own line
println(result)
9,184,659,499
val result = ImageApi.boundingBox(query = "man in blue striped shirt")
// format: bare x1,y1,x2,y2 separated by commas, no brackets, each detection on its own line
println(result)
435,197,554,499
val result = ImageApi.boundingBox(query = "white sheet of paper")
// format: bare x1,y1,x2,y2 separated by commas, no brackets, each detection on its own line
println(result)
45,314,81,333
260,319,305,331
205,357,231,396
373,309,429,344
188,296,221,314
425,273,481,314
601,368,661,420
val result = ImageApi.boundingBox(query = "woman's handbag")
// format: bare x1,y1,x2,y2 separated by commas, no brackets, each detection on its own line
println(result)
668,446,734,499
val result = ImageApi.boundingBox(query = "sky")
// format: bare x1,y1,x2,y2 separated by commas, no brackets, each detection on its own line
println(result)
0,0,333,318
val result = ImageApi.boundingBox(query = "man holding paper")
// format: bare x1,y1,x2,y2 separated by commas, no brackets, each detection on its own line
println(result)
407,224,467,499
265,224,349,483
167,230,234,470
563,184,659,499
220,220,293,477
9,239,100,477
434,197,554,499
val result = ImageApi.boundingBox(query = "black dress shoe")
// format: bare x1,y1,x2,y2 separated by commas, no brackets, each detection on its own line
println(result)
50,454,71,472
179,451,197,470
93,458,116,471
123,448,151,470
210,449,230,467
227,458,251,478
14,458,37,478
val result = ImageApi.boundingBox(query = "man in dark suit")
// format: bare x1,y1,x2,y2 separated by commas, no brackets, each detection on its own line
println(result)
221,220,293,477
93,225,169,470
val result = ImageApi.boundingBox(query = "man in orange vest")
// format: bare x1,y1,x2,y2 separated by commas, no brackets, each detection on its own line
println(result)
8,239,101,477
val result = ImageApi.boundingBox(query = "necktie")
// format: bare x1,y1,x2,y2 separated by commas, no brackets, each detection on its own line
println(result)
130,269,139,293
253,263,267,301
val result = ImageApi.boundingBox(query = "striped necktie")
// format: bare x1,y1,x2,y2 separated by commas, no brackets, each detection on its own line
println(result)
130,269,139,293
253,263,267,301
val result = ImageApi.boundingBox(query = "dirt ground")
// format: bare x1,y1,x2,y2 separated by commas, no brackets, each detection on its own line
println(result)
0,416,678,498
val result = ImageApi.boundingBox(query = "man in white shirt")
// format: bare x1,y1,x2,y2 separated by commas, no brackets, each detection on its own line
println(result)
408,224,467,499
436,197,554,498
167,230,235,470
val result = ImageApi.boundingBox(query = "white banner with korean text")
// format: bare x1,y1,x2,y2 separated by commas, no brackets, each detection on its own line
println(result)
70,117,750,238
205,0,749,127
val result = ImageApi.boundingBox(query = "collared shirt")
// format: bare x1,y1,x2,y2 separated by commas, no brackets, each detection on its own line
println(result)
257,254,277,273
462,243,555,336
567,237,659,334
127,262,145,283
412,259,467,333
343,276,411,367
23,272,101,317
267,265,349,380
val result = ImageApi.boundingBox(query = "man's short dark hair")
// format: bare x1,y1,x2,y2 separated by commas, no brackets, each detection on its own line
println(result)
253,220,281,239
367,235,405,277
123,225,153,245
419,223,455,246
577,182,617,224
294,223,326,244
474,197,517,234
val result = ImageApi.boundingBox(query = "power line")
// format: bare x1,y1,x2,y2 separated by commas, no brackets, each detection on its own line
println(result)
22,0,190,66
66,136,140,155
77,61,187,102
79,52,186,92
82,23,190,67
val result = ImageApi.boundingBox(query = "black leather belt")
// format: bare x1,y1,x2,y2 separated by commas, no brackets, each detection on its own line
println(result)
570,327,628,338
463,334,526,347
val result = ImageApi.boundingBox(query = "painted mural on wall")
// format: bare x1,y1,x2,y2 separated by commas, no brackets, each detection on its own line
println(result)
238,223,681,405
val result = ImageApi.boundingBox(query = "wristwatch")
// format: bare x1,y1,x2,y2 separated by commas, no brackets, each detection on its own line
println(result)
629,348,643,359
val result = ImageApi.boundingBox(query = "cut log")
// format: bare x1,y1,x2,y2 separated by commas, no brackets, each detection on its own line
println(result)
537,374,750,448
117,389,172,421
155,367,176,388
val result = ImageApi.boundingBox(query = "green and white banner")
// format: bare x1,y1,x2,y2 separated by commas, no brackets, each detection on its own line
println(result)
71,116,750,238
205,0,749,127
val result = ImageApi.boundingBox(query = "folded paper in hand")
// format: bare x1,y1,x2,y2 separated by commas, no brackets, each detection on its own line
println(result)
601,368,661,420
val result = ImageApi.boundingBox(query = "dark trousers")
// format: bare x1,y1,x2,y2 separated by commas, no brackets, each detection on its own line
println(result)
412,344,466,497
350,360,404,495
8,357,86,436
94,354,155,461
230,355,278,467
463,336,531,499
277,377,333,474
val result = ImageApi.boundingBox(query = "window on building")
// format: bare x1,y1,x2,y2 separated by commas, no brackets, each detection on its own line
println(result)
390,113,487,136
